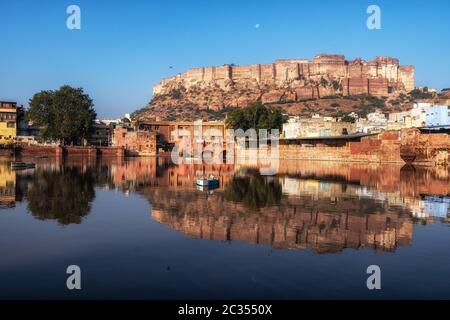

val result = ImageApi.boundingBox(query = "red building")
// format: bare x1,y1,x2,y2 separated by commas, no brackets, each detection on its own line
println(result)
113,126,157,156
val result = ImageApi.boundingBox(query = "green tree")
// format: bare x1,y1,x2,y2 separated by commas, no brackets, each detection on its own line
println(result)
28,85,96,145
341,115,356,123
225,101,285,131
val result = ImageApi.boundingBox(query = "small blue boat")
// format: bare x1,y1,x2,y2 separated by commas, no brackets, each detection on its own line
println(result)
196,176,219,188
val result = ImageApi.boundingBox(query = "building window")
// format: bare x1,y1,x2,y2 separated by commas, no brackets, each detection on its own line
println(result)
7,122,15,128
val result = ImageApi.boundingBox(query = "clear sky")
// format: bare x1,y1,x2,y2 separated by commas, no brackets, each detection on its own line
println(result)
1,0,449,118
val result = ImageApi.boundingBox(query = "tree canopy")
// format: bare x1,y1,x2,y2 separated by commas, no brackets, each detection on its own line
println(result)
27,85,96,145
225,101,285,132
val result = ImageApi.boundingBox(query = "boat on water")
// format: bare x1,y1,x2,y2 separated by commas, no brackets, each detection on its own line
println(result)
196,176,219,188
196,184,217,193
10,162,36,169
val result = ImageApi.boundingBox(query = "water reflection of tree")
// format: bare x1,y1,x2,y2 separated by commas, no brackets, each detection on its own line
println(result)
224,170,282,211
26,167,95,225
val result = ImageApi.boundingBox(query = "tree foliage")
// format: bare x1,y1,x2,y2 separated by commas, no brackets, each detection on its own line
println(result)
341,115,356,123
28,85,96,145
225,101,285,131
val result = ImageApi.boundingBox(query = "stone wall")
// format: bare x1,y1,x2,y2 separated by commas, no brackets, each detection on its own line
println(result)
237,131,403,163
400,128,450,166
15,145,125,158
16,145,63,157
113,127,157,156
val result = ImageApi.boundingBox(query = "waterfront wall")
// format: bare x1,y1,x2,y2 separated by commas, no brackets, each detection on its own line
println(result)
237,129,449,166
400,128,450,166
237,131,403,164
15,145,125,158
16,145,63,157
10,129,450,166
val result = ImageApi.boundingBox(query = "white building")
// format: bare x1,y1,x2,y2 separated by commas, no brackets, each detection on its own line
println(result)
367,111,387,123
411,102,432,127
282,117,301,139
388,111,409,124
425,105,450,127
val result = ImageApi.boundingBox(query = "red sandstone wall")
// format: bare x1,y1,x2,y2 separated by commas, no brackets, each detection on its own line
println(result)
65,146,97,157
17,145,62,157
98,146,125,157
113,127,157,156
253,132,403,163
401,129,450,165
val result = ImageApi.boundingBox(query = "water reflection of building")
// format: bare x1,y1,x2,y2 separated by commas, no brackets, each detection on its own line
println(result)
277,160,450,222
409,196,450,220
149,186,413,253
0,164,16,208
3,156,448,243
109,157,234,190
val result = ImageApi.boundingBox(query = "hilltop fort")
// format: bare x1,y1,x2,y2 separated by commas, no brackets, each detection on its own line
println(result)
136,54,415,120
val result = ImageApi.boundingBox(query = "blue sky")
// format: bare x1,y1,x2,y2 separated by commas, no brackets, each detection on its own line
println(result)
1,0,449,118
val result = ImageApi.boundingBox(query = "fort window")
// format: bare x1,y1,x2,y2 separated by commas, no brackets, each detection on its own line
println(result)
388,86,393,94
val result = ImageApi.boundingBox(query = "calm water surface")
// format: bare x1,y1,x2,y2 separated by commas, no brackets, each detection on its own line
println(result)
1,156,450,299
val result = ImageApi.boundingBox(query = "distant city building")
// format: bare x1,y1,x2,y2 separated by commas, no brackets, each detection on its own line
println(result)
425,105,450,127
366,110,387,123
387,111,412,131
411,102,432,127
356,111,388,133
388,111,409,124
113,119,227,156
87,114,133,147
88,120,114,146
113,125,157,156
282,115,355,138
417,87,437,93
282,117,302,139
0,101,17,144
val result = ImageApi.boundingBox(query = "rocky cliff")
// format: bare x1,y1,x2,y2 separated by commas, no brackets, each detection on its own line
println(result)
136,54,415,120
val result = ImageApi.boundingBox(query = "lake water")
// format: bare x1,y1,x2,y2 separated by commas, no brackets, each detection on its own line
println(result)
1,156,450,299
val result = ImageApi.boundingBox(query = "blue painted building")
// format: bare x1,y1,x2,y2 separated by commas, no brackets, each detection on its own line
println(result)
425,105,450,127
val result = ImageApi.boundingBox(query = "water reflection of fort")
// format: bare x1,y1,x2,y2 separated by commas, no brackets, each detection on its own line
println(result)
150,190,413,253
1,157,449,252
